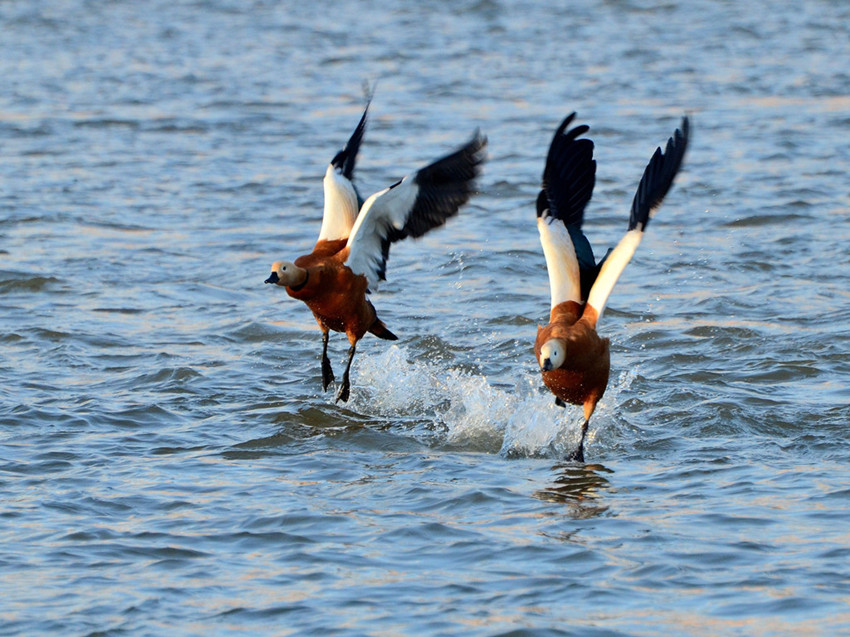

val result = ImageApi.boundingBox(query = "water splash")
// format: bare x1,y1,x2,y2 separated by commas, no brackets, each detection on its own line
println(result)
350,345,588,458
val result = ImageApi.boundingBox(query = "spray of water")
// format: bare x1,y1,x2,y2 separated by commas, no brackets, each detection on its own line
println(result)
349,345,611,458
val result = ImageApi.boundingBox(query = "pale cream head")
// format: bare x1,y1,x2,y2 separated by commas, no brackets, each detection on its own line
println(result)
539,338,566,372
265,260,304,287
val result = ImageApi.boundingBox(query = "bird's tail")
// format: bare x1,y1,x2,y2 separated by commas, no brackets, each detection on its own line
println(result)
369,318,398,341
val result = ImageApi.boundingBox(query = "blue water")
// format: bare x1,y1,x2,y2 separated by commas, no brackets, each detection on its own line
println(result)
2,0,850,635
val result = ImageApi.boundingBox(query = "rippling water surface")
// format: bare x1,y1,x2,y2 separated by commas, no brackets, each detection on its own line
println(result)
2,0,850,635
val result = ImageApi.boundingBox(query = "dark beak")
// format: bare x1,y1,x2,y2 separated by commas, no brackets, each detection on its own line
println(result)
265,272,279,285
542,359,553,372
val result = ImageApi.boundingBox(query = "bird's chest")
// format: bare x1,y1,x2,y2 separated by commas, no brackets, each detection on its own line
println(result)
288,267,368,332
305,295,352,332
541,368,594,406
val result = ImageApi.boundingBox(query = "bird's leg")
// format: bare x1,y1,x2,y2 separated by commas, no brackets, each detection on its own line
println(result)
335,344,356,403
567,400,598,462
566,419,589,463
321,330,335,391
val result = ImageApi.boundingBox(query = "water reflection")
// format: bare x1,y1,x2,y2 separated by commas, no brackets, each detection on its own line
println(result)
535,462,613,519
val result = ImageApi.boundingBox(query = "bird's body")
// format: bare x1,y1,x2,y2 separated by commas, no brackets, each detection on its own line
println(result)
289,239,395,342
535,301,609,418
267,100,486,402
535,113,689,462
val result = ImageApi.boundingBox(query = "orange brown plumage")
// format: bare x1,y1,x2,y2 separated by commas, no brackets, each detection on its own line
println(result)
535,113,689,461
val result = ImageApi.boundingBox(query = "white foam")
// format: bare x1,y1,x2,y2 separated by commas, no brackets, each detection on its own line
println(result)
351,345,591,458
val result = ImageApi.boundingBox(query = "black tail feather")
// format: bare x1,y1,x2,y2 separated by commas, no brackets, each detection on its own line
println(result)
369,318,398,341
629,116,690,231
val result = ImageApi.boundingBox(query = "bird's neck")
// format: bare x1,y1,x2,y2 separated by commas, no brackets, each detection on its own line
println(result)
288,267,310,292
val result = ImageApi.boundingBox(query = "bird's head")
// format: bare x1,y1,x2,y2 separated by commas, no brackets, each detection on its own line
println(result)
538,338,567,372
265,260,303,287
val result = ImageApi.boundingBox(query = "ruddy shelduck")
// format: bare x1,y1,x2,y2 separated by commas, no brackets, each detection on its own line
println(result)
266,101,487,402
535,113,689,462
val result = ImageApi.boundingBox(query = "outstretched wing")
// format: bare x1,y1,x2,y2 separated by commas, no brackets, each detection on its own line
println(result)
317,101,370,243
537,113,598,307
344,131,487,290
585,116,690,326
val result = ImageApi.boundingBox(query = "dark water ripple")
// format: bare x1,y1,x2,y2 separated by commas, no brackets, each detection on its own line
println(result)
3,0,850,634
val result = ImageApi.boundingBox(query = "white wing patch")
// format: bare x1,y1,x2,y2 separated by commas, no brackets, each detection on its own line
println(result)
585,228,643,323
538,214,581,310
344,176,419,290
318,164,360,242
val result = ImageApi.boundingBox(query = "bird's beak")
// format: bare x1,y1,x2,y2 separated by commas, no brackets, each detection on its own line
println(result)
265,272,279,284
542,358,553,372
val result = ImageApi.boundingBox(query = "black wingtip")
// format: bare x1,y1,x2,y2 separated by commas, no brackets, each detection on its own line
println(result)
539,112,596,228
330,97,372,180
414,129,488,190
628,115,690,232
362,79,377,104
392,129,488,241
463,128,489,169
